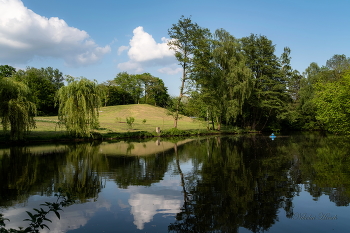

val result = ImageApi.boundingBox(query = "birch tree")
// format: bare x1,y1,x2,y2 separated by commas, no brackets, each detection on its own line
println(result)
168,16,209,128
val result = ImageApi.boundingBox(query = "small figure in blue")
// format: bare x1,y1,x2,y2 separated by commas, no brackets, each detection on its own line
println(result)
269,133,276,140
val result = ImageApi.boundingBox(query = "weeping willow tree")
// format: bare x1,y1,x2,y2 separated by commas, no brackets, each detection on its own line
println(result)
56,76,103,137
0,77,37,140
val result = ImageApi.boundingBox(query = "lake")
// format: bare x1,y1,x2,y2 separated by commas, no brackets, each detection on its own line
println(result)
0,133,349,232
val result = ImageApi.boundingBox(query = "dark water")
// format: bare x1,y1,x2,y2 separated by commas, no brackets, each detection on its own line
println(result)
0,133,350,233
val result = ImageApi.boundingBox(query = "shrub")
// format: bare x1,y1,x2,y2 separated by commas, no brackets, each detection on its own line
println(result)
126,117,135,129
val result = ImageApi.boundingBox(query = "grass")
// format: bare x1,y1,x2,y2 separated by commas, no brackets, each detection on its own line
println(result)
0,104,210,142
97,104,207,133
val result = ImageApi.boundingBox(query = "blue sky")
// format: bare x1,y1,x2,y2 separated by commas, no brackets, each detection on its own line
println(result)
0,0,349,95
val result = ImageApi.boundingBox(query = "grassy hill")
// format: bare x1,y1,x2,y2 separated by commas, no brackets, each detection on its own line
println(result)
32,104,206,137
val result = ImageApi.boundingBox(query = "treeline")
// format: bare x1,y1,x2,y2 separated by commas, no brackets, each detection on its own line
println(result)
167,16,350,134
0,66,170,115
0,65,171,140
100,72,169,107
0,65,64,116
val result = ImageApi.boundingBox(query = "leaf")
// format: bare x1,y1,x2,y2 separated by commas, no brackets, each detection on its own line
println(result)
33,208,40,213
54,211,61,219
25,211,35,221
43,217,52,223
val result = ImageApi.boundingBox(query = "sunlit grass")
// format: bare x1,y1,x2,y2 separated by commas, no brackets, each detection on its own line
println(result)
97,104,206,133
0,104,207,141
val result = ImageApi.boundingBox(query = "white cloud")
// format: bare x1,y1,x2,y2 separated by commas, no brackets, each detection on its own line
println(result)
117,26,176,73
158,66,182,75
117,45,129,55
129,193,181,230
0,0,111,66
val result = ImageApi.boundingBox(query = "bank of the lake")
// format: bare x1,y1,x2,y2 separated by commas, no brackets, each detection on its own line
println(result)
0,104,258,144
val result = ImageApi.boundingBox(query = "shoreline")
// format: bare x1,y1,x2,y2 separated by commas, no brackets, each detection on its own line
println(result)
0,129,261,146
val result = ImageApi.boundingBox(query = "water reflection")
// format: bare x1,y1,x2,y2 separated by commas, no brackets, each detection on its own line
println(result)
0,134,349,232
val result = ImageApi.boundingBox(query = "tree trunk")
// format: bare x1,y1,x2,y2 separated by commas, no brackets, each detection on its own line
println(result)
174,64,186,128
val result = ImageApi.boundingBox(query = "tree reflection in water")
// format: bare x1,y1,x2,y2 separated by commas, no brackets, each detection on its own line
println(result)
169,134,350,233
0,134,350,232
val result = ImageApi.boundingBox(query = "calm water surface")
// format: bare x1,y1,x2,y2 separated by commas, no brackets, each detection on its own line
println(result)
0,133,349,232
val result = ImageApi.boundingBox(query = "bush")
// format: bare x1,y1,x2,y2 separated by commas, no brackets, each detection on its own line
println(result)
126,117,135,129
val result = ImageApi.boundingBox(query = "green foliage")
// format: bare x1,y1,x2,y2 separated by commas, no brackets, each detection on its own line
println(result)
105,84,134,106
313,72,350,134
160,128,209,137
13,67,63,115
168,16,210,128
104,130,154,139
126,117,135,129
196,29,253,130
136,73,170,107
325,54,350,80
0,77,37,140
166,96,184,122
180,91,207,120
103,72,170,107
240,34,291,130
0,189,74,233
99,82,133,106
161,128,193,136
114,72,142,104
56,76,103,137
142,119,147,124
295,55,350,132
0,65,16,78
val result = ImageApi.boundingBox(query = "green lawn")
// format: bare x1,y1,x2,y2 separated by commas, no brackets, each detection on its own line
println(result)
0,104,207,141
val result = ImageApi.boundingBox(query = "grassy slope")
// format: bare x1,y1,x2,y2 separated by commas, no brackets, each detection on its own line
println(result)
0,104,206,140
97,104,206,133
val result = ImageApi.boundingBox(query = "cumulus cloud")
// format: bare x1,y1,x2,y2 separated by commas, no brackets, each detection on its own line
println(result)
129,193,181,230
158,66,182,75
117,26,176,72
0,0,110,66
117,45,129,55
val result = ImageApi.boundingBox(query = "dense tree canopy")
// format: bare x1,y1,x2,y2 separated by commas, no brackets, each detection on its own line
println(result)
194,29,253,130
313,72,350,134
166,17,350,134
14,67,63,115
0,65,16,78
105,72,169,107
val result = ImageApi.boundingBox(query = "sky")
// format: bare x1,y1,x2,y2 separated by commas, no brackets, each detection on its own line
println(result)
0,0,349,95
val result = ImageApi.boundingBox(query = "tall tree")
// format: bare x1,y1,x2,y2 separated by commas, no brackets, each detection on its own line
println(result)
99,81,134,106
295,62,323,129
240,34,290,131
14,68,55,115
13,67,64,115
0,77,36,140
168,16,210,128
196,29,253,130
313,72,350,134
136,73,169,107
0,65,16,78
325,54,350,80
114,72,142,104
40,66,64,90
56,76,103,137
